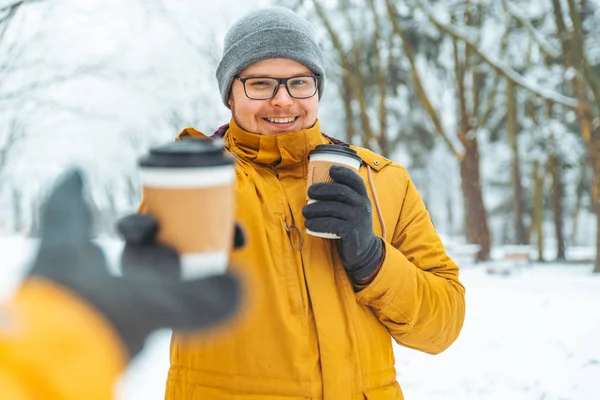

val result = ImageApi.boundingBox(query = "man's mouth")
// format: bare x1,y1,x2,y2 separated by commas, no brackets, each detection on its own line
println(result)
263,116,298,124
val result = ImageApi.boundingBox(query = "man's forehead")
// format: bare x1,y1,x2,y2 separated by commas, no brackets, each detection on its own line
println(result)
241,58,313,77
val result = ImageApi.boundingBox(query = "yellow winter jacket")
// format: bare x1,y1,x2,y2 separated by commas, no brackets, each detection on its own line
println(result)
164,119,466,400
0,279,127,400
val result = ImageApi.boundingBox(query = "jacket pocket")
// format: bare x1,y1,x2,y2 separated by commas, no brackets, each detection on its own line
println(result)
190,385,311,400
363,382,403,400
165,379,190,400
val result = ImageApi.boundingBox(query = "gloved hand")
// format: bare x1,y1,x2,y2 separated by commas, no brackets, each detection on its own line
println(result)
118,215,246,281
302,165,383,283
29,169,241,359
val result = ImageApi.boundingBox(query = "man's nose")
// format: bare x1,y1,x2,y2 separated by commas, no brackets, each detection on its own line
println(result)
270,84,294,107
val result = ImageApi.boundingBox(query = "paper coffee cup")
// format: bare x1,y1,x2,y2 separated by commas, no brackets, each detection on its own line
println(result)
139,138,235,280
306,144,362,239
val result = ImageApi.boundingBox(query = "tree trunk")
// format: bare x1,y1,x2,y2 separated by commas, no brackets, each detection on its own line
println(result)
506,80,527,244
552,0,599,268
460,138,491,260
29,196,42,237
548,153,566,260
595,193,600,273
447,195,455,236
591,134,600,273
12,187,22,233
532,159,544,261
595,197,600,273
569,160,587,245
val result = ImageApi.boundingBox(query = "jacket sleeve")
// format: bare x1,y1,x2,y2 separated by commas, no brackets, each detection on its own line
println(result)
0,279,127,400
355,168,466,355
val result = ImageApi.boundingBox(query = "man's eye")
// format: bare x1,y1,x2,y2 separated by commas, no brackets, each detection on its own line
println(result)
289,78,308,86
249,80,274,87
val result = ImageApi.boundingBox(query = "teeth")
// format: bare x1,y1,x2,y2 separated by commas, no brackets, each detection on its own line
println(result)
267,117,295,124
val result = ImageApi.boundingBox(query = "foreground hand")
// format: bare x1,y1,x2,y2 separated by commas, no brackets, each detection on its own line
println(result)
29,169,242,359
117,214,246,280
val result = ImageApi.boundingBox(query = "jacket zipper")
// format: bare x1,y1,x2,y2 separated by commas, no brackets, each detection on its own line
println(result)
263,164,305,314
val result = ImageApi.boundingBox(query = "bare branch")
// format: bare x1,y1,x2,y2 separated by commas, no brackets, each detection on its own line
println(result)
501,0,562,60
414,0,579,109
566,0,600,115
0,114,25,173
0,0,43,21
479,24,511,127
385,0,463,160
367,0,389,155
27,97,121,121
148,0,221,66
312,0,378,150
479,72,503,128
0,63,106,101
0,1,25,13
0,2,20,44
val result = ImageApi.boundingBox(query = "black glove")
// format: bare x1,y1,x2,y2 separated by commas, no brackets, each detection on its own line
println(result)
118,216,245,280
29,169,241,359
302,165,383,282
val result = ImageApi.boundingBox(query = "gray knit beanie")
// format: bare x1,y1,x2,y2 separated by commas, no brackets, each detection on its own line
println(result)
216,7,325,108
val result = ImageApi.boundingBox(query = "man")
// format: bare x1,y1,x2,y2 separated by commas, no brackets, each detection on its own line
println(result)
0,170,242,399
144,6,465,400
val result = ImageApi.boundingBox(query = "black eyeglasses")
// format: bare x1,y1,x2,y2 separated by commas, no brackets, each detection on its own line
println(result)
234,75,320,100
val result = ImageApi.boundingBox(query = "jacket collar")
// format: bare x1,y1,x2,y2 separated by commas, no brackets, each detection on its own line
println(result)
223,118,330,169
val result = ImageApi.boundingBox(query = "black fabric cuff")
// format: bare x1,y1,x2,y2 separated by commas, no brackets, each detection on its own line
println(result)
346,237,384,282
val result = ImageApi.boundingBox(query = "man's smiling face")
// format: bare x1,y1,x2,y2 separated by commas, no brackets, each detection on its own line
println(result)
228,58,319,135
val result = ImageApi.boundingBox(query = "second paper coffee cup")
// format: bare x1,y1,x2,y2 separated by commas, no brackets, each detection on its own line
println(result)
306,144,362,239
139,137,235,280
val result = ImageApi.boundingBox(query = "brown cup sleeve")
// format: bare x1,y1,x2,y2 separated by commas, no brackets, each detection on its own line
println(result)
306,161,359,201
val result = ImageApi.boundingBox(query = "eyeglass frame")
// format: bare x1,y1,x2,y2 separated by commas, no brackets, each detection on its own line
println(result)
233,75,321,100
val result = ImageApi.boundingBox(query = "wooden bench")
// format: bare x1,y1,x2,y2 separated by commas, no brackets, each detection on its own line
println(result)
502,245,531,264
485,245,532,276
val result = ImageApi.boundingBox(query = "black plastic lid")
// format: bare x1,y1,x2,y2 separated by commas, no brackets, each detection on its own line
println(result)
139,137,234,168
308,144,362,162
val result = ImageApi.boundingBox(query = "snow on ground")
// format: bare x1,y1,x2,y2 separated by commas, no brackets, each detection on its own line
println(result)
394,265,600,400
1,234,599,399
